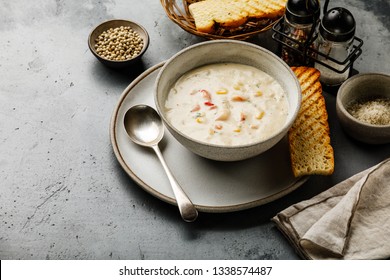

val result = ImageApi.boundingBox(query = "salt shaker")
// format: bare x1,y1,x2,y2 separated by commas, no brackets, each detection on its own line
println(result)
281,0,320,66
314,7,356,86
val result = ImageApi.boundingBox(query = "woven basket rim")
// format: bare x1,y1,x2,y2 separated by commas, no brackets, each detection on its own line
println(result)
160,0,281,40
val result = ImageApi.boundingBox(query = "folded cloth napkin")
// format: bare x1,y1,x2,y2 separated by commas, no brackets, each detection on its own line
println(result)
272,158,390,260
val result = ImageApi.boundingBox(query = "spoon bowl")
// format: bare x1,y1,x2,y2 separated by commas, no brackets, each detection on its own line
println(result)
123,104,198,222
124,104,163,146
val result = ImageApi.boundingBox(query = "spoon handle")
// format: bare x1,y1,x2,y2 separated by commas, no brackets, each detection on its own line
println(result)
152,145,198,222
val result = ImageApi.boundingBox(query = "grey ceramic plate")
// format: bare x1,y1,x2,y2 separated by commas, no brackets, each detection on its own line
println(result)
110,62,308,213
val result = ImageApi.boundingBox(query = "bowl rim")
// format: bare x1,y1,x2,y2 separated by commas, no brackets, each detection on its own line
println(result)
88,19,150,63
336,72,390,128
154,39,302,149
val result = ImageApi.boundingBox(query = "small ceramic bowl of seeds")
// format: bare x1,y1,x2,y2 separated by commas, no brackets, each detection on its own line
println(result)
336,73,390,144
88,19,149,68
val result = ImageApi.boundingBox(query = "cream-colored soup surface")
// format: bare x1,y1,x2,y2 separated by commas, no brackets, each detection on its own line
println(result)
165,63,289,146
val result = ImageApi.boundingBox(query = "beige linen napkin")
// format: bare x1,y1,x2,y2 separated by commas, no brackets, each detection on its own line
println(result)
272,158,390,259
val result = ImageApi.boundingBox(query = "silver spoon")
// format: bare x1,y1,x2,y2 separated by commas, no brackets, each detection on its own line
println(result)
123,104,198,222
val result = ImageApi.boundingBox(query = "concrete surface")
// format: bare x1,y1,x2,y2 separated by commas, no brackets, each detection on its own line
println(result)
0,0,389,260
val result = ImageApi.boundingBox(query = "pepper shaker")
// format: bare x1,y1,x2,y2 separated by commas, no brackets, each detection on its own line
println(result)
314,7,356,86
281,0,320,66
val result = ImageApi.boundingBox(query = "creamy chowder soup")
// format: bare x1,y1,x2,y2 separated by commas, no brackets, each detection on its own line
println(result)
165,63,289,146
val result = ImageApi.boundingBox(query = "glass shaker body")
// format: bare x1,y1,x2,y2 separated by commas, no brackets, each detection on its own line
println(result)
314,7,356,86
282,16,315,66
280,0,320,66
315,33,354,86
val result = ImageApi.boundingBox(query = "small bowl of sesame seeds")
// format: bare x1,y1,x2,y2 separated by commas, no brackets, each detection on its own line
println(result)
88,19,149,68
336,73,390,144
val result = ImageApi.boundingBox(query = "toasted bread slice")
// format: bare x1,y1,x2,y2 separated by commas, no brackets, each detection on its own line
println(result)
188,0,287,34
289,67,334,177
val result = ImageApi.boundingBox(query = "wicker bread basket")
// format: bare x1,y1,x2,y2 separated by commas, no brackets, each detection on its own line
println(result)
160,0,282,40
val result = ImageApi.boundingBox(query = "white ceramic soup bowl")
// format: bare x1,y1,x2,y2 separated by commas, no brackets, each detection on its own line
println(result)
155,40,301,161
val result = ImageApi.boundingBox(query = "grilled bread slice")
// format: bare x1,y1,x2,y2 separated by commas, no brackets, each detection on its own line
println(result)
289,66,335,177
188,0,287,34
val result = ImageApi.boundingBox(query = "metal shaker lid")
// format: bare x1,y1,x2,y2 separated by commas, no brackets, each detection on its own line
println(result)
285,0,320,25
320,7,356,42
